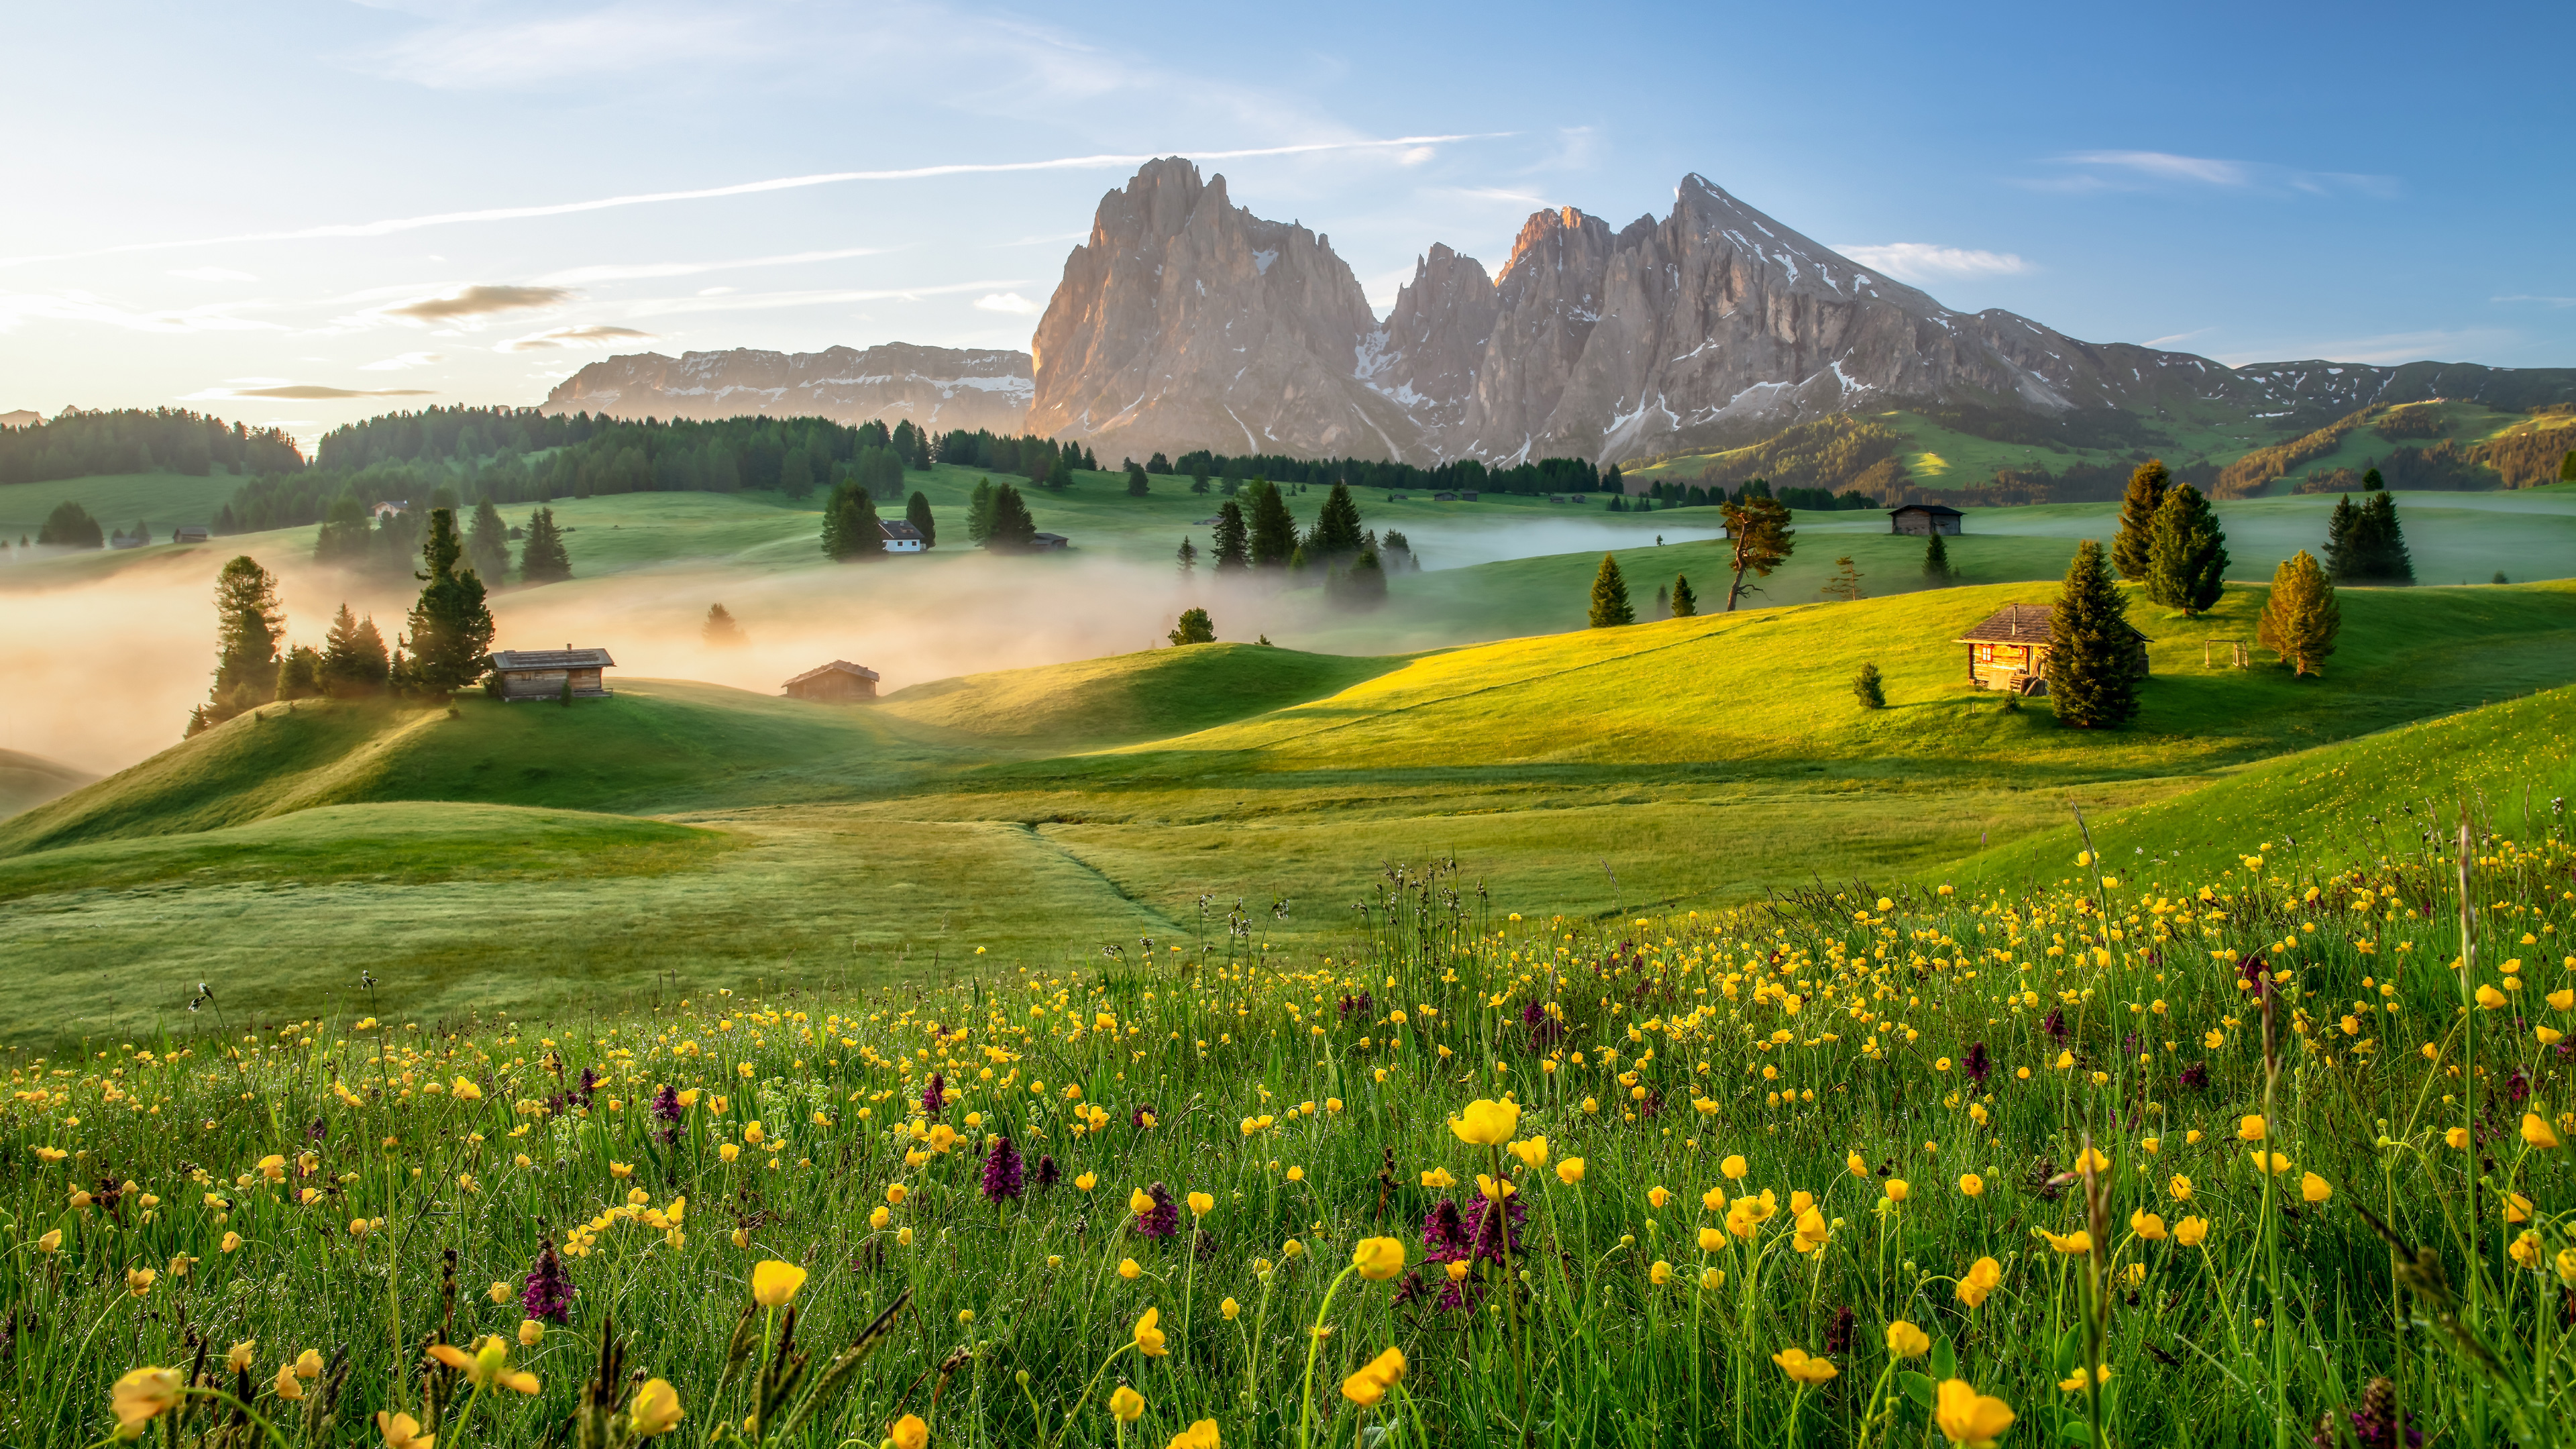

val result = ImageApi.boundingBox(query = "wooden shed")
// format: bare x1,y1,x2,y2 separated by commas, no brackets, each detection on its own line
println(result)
488,647,616,702
1889,503,1964,536
1957,604,2149,694
782,659,881,703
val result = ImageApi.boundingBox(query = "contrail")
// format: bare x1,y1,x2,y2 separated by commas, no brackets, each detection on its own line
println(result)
0,134,1505,268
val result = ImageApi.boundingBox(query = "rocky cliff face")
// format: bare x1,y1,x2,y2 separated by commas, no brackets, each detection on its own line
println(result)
541,343,1032,432
1029,160,2575,466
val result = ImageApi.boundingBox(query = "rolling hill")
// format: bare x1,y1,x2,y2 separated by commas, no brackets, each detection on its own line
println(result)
0,748,95,820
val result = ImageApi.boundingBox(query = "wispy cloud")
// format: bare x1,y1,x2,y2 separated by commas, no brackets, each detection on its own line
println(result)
357,352,445,371
2144,327,2215,348
0,290,285,334
1833,244,2029,282
0,136,1511,269
495,325,658,352
360,3,763,89
2493,294,2576,309
379,284,574,323
2031,151,2398,199
619,280,1027,318
2215,327,2514,368
182,383,439,400
531,248,886,286
168,266,258,282
972,292,1040,315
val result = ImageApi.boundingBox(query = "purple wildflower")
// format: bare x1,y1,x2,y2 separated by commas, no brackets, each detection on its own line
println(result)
2506,1069,2532,1105
981,1136,1024,1203
572,1066,600,1108
2041,1007,2068,1042
1824,1306,1856,1356
1131,1104,1158,1130
2180,1061,2210,1093
1461,1193,1525,1265
1135,1181,1179,1239
1963,1042,1991,1087
2314,1379,2420,1449
651,1085,682,1145
1421,1200,1469,1260
2237,954,2270,1000
921,1073,947,1118
1034,1154,1060,1189
521,1238,576,1324
1338,990,1374,1023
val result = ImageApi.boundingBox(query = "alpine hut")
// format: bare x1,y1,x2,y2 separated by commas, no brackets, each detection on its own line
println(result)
782,660,881,703
1888,503,1964,537
1956,604,2149,694
488,647,616,701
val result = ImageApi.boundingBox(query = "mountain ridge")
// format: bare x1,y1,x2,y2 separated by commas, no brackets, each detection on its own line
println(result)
541,341,1032,433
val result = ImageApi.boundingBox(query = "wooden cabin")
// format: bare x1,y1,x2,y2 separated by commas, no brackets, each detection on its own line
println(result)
879,520,924,553
783,660,881,703
1889,503,1963,536
1957,604,2149,694
488,647,615,702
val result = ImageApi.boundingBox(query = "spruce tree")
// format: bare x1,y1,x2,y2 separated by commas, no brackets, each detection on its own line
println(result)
1246,480,1297,568
1212,502,1250,572
1313,482,1365,557
1327,549,1389,610
276,645,323,701
1670,574,1697,618
2322,495,2363,582
2044,539,2143,729
2357,492,2414,584
1923,530,1953,584
1126,462,1150,497
2362,467,2385,492
38,500,103,549
2257,549,2340,676
1045,449,1075,490
821,482,884,561
1588,553,1635,627
966,479,996,544
1175,537,1197,577
1167,607,1216,645
1852,661,1886,709
519,507,572,584
320,602,390,696
2145,482,2229,614
403,508,496,697
466,498,508,583
189,554,284,733
702,603,747,647
2111,459,2169,581
905,491,937,548
984,484,1038,551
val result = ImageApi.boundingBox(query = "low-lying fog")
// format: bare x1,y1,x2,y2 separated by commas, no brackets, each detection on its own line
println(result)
1389,516,1724,570
4,531,1642,777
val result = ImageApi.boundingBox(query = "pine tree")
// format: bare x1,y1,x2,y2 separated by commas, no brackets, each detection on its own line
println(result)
984,484,1038,551
38,500,103,549
319,602,390,696
276,645,323,701
2362,467,2385,492
1923,530,1953,583
1720,496,1794,610
466,498,508,583
2045,539,2144,729
1212,502,1250,572
1190,465,1212,494
403,508,496,697
1046,449,1075,490
1326,549,1389,610
1167,607,1216,645
2257,549,2341,676
1588,553,1635,627
189,554,285,733
519,507,572,584
1126,462,1150,497
2145,483,2229,614
821,482,884,561
1176,537,1197,577
905,491,936,549
702,603,747,647
1671,574,1697,618
2357,492,2414,584
966,478,996,544
2111,459,2169,581
1852,662,1886,709
2322,495,2363,582
1246,480,1297,568
1312,482,1365,557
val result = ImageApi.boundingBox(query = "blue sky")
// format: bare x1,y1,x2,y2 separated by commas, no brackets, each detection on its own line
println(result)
4,0,2570,447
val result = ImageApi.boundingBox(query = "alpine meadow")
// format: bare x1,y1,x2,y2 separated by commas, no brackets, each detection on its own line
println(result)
7,5,2576,1448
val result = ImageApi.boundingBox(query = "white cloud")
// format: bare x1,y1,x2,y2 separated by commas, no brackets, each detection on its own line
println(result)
1833,244,2030,282
2063,150,2250,186
0,290,284,334
168,266,258,282
494,325,659,353
182,382,438,400
620,280,1028,319
531,247,887,286
2144,328,2215,348
973,292,1040,315
2037,151,2397,199
358,4,765,90
358,352,445,370
2493,294,2576,309
1396,146,1437,166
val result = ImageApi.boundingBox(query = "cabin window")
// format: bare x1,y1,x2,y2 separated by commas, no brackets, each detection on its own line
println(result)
1977,645,1994,662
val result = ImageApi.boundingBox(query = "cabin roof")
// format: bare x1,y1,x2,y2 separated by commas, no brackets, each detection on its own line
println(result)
782,659,881,687
1890,502,1964,518
1956,604,2149,645
489,648,616,670
879,520,922,540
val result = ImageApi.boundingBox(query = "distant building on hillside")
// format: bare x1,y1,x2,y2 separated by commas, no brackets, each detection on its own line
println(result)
1957,604,2149,694
1028,532,1070,551
783,659,880,703
1888,503,1963,536
488,647,616,702
372,500,411,521
879,519,924,553
172,525,209,544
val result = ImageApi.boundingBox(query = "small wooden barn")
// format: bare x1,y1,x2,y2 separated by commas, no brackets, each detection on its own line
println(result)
488,647,616,702
879,520,924,553
783,660,881,703
1957,604,2149,694
1889,503,1964,537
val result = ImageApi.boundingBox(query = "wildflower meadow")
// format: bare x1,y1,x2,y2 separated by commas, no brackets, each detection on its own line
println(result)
7,830,2575,1448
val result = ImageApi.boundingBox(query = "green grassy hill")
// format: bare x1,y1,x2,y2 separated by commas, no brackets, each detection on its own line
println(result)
0,470,246,538
0,749,95,820
877,641,1405,747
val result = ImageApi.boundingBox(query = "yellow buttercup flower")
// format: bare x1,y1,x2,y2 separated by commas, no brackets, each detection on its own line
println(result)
2238,1114,2267,1142
1648,1185,1672,1210
1508,1136,1549,1169
1189,1190,1216,1216
1772,1348,1838,1385
1650,1260,1675,1285
1451,1098,1520,1146
1721,1154,1749,1181
1935,1379,2017,1448
2175,1216,2210,1246
1957,1173,1984,1197
1847,1152,1868,1177
1886,1320,1931,1358
751,1259,807,1307
1120,1258,1143,1281
2301,1173,2332,1203
2036,1228,2093,1256
2059,1364,2114,1393
2169,1174,2194,1201
1167,1419,1222,1449
111,1367,182,1438
890,1413,929,1449
2072,1146,2109,1175
273,1364,304,1402
377,1410,436,1449
1109,1385,1146,1424
1130,1187,1157,1216
1884,1178,1910,1202
2129,1209,2167,1240
1956,1256,2002,1309
1134,1306,1168,1356
1556,1157,1586,1185
2523,1114,2561,1150
1352,1236,1406,1281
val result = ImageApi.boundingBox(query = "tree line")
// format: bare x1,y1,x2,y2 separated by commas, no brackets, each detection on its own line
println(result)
0,407,303,484
184,509,499,737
